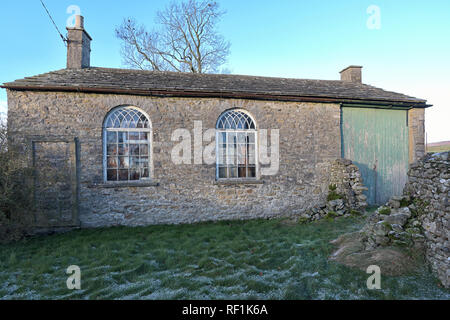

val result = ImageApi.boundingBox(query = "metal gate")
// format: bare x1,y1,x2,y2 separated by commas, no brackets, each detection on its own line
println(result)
31,138,80,228
341,107,409,205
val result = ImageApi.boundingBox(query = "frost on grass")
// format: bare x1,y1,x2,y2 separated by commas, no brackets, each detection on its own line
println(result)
1,217,449,300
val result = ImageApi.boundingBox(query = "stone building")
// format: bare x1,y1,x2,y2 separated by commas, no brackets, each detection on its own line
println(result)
2,16,430,229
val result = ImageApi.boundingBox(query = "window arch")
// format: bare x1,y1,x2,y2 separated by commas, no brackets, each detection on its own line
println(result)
103,106,152,182
216,109,257,179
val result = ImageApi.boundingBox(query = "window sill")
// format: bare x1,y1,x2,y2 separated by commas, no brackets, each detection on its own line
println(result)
214,179,264,186
88,181,160,188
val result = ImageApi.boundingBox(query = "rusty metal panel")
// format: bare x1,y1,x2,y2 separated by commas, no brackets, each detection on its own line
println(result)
342,107,409,205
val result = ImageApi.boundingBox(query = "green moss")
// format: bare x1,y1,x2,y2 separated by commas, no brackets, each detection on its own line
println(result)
298,217,310,224
327,193,343,201
325,211,338,221
327,184,344,201
378,207,391,215
399,199,410,208
350,210,361,216
412,198,430,217
382,221,393,230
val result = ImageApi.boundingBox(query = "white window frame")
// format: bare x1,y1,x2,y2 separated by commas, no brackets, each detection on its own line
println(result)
215,109,259,180
102,106,153,183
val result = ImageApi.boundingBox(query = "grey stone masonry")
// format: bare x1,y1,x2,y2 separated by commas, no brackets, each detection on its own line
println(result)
7,90,342,228
408,108,426,164
404,152,449,288
340,66,362,83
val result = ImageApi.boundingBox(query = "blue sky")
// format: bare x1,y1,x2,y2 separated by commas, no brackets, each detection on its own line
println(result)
1,0,449,142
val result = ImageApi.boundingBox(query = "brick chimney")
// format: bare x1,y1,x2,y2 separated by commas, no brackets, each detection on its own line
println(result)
340,66,362,83
66,15,92,69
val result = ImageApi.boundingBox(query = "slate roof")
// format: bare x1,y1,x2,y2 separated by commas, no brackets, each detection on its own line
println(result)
2,67,429,107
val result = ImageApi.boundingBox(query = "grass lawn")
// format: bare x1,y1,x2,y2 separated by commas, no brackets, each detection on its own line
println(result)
0,216,449,300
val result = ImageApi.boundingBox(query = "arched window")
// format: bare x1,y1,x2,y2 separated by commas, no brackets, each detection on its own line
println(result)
216,109,257,179
103,106,152,182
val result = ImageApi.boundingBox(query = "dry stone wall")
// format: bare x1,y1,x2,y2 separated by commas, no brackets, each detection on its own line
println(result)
360,152,449,288
404,152,449,288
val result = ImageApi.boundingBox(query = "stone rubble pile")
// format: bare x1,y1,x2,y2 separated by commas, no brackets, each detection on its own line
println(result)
361,196,425,250
329,159,369,211
298,159,368,222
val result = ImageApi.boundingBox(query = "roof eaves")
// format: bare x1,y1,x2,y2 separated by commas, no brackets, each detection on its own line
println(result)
0,83,430,108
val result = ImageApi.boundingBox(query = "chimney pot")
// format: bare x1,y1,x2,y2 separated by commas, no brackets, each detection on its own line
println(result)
340,66,363,83
74,15,84,29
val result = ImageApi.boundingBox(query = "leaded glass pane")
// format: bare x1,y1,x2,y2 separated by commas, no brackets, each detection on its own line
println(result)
237,132,246,144
107,157,118,169
130,169,140,181
107,169,118,181
118,132,127,143
128,132,140,142
229,166,237,178
218,166,227,178
141,168,150,179
218,132,226,144
139,157,149,168
107,132,117,144
238,166,246,178
249,145,256,165
140,132,148,141
248,132,255,144
130,144,139,156
107,144,117,156
118,170,129,181
237,145,247,165
248,166,256,178
140,144,149,156
118,157,129,169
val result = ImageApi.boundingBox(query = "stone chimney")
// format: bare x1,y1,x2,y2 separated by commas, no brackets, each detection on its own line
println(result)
340,66,362,83
66,15,92,69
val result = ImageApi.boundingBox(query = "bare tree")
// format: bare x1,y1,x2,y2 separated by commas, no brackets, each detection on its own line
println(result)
115,0,231,73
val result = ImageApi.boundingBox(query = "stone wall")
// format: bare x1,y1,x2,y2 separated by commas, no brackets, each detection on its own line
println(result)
7,90,342,227
404,152,449,288
408,108,426,164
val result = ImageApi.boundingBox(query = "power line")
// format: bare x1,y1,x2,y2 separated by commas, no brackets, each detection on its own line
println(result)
39,0,67,46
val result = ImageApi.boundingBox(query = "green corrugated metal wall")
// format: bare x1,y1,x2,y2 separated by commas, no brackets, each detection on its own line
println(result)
341,107,409,205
